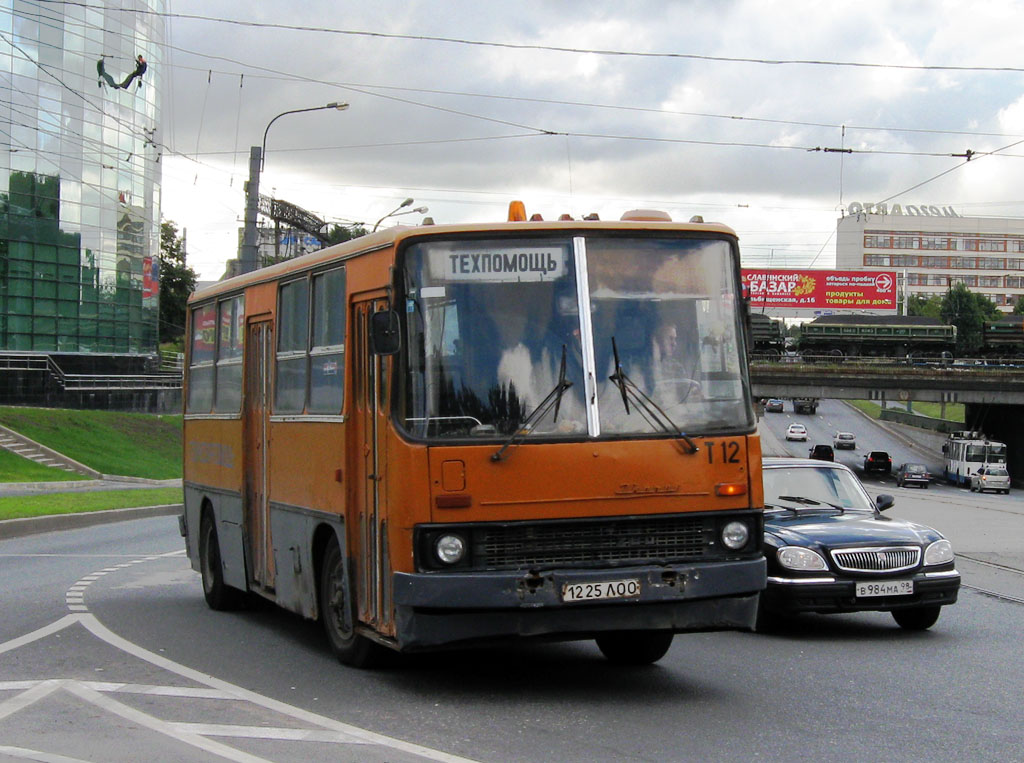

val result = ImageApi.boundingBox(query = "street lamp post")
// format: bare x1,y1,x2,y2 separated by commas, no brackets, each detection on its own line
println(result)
373,198,429,231
240,102,349,274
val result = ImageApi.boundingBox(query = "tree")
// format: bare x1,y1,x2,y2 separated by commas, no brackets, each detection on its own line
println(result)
940,283,1000,354
906,294,943,318
1013,296,1024,315
159,221,197,345
323,223,367,245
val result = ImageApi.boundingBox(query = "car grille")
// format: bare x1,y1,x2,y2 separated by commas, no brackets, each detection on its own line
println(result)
477,515,710,571
831,546,920,573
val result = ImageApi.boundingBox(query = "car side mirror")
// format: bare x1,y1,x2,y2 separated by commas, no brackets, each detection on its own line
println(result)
370,309,401,355
875,494,895,512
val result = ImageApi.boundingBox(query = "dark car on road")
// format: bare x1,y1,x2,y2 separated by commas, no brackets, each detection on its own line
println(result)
765,398,785,413
863,451,892,474
895,462,931,489
758,458,960,631
808,444,834,462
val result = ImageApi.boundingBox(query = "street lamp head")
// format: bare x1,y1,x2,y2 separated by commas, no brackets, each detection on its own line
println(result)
412,206,428,214
399,198,414,209
327,102,350,111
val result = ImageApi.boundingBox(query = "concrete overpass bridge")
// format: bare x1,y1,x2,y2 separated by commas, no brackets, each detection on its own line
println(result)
750,361,1024,479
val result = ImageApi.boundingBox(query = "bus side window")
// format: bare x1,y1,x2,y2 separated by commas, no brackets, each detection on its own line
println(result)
187,302,216,413
275,278,309,413
214,295,244,413
309,268,346,414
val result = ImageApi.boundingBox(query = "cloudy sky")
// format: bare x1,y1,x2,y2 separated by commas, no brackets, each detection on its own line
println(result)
159,0,1024,281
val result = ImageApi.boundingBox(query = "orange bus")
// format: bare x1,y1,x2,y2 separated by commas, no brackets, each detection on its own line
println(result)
181,203,765,667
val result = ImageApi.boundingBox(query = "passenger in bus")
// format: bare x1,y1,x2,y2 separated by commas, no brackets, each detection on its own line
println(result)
491,285,586,434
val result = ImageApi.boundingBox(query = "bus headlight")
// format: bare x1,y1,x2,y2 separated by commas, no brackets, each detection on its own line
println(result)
777,546,828,571
924,539,954,566
435,534,466,565
721,521,750,550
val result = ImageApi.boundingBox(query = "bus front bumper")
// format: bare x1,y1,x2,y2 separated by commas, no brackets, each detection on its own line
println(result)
391,557,765,650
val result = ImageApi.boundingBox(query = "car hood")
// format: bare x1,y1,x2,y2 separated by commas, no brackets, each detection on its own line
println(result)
764,511,941,548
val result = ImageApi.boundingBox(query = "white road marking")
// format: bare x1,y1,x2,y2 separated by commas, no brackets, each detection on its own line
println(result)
0,553,479,763
0,744,92,762
169,723,374,743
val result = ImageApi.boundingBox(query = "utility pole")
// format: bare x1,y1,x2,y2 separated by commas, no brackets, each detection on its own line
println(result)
240,146,261,275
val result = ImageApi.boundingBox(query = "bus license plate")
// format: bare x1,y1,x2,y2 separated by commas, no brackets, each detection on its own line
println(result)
855,580,913,598
563,579,641,603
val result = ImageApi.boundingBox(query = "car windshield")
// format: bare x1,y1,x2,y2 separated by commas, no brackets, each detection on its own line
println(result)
837,433,853,439
905,464,926,473
987,467,1009,477
764,465,874,512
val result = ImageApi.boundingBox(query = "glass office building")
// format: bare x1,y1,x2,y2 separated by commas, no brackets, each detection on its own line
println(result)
0,0,164,358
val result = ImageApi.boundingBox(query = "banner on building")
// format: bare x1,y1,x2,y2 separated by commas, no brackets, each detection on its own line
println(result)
741,269,897,314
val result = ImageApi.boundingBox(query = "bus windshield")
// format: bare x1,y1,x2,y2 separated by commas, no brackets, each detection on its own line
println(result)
399,234,752,440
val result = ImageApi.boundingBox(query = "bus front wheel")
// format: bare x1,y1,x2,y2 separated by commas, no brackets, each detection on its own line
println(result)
319,539,382,669
595,630,674,665
199,512,244,611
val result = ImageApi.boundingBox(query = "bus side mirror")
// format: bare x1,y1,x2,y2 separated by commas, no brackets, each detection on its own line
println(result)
370,310,401,355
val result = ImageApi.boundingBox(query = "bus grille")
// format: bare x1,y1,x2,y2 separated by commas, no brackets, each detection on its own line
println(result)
477,516,709,570
831,546,920,573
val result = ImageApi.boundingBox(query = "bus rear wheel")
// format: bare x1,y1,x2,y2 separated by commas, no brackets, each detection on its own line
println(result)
199,512,244,611
319,539,382,669
595,630,674,665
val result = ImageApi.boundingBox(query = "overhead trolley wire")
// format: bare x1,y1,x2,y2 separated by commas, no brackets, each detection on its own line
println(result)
33,1,1024,74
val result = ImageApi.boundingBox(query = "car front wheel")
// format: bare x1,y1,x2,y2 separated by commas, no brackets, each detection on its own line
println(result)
892,605,941,630
595,631,674,665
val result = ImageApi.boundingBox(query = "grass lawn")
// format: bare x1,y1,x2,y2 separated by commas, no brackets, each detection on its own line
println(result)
847,400,964,423
0,407,182,479
0,487,183,521
0,448,88,483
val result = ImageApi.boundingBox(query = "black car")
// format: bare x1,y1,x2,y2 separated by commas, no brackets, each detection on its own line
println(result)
758,458,960,630
765,398,785,413
808,444,834,462
863,451,892,474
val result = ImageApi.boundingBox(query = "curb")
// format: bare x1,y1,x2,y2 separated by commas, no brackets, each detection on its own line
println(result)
0,503,182,540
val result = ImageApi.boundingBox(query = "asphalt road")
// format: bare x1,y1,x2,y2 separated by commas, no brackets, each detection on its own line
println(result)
1,406,1022,761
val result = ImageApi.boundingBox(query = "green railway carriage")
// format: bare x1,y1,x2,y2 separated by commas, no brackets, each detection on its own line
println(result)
797,315,956,359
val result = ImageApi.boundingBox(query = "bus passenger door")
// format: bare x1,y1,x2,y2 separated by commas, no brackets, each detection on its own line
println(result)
244,318,274,590
353,298,388,628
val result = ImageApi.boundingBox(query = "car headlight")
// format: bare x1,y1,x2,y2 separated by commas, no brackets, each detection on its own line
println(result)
777,546,828,571
924,539,954,566
435,533,466,565
721,520,750,550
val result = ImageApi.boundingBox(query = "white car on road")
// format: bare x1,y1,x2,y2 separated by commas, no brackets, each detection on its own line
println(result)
786,423,808,442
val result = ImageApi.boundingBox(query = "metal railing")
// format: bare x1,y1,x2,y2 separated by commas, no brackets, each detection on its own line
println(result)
0,351,182,392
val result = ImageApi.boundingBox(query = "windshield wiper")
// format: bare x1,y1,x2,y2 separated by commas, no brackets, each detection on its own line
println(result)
491,344,573,462
776,495,845,512
608,337,699,454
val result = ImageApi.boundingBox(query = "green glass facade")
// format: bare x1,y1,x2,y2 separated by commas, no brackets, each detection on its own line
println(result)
0,0,164,355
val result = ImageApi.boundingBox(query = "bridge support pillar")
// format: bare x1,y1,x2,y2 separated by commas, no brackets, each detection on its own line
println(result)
965,403,1024,488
